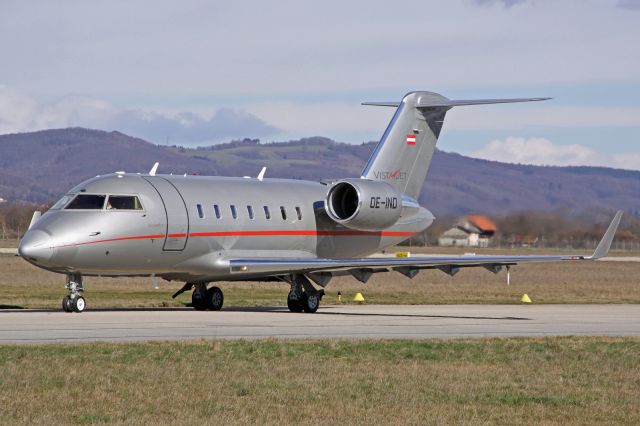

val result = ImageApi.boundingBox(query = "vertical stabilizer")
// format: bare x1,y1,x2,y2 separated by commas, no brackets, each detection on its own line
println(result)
361,91,448,199
361,91,549,199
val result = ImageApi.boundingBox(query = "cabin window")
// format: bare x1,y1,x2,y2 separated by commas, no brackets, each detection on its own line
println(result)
280,206,287,220
196,204,204,219
65,194,106,210
295,206,303,221
214,204,221,219
230,205,237,219
263,206,271,220
247,205,254,220
106,195,143,210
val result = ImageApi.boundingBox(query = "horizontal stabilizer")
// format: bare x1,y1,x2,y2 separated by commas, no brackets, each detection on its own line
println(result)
363,98,550,108
361,101,400,107
416,97,551,108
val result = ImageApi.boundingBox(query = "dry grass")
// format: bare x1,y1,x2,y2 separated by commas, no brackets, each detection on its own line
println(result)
0,239,19,248
1,251,639,309
0,337,638,425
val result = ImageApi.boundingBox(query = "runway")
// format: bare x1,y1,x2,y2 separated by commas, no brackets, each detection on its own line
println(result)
0,304,638,343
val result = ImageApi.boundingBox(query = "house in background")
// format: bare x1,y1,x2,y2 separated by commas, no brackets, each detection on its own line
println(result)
438,214,497,247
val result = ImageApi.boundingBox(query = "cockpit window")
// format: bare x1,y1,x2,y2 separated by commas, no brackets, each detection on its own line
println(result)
50,195,73,210
106,195,143,210
65,194,107,210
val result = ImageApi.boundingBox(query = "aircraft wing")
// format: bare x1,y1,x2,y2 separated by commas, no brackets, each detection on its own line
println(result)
229,211,622,279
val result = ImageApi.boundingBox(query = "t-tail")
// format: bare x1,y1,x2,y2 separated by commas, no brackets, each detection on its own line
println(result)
361,91,550,199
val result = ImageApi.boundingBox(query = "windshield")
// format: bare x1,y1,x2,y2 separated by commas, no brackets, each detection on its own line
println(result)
65,194,107,210
106,195,143,210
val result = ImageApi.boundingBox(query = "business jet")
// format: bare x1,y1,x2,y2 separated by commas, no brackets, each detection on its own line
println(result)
18,91,622,313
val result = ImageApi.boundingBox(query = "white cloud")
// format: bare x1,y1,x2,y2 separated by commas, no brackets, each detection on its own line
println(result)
1,1,639,97
471,136,640,170
470,0,528,8
0,87,278,144
249,101,395,142
445,105,640,131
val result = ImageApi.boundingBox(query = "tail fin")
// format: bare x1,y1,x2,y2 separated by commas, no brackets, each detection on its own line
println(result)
361,91,549,199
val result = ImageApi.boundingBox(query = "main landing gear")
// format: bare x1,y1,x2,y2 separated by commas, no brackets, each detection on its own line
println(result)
62,272,86,313
287,274,324,313
192,283,224,311
172,276,323,313
172,282,224,311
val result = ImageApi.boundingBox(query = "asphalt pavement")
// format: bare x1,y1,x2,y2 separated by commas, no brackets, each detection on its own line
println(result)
0,304,638,344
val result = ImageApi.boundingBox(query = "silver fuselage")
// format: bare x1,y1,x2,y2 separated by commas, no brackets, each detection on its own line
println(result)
20,173,434,282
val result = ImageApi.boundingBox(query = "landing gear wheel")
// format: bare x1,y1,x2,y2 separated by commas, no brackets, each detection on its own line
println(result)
287,291,303,313
192,291,207,311
205,287,224,311
72,296,86,313
300,292,320,313
62,296,73,313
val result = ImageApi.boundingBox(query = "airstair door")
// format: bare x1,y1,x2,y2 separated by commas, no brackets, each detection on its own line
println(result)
144,177,189,251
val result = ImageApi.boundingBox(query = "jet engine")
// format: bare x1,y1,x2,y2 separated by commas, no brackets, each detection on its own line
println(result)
325,179,402,231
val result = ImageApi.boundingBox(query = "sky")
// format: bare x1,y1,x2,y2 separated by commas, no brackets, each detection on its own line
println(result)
1,0,639,169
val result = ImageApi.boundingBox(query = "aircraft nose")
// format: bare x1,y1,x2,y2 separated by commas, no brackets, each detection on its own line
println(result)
19,230,54,263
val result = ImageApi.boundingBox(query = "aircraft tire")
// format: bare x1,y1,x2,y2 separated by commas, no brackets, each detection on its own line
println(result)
192,291,207,311
300,292,320,314
287,292,303,313
205,287,224,311
73,296,86,313
62,296,73,313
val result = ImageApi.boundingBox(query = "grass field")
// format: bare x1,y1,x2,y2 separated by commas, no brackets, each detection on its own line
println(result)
1,249,639,309
0,338,638,425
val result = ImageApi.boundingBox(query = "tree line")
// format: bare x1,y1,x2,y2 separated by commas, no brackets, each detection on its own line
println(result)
408,209,640,249
0,202,51,240
1,202,639,249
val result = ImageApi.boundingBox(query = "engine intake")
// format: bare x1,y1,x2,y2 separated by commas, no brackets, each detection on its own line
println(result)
325,179,402,231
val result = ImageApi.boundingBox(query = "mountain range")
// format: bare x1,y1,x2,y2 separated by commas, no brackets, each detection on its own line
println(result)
0,128,638,217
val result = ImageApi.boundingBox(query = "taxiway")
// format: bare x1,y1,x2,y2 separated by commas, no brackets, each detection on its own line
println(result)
0,304,638,343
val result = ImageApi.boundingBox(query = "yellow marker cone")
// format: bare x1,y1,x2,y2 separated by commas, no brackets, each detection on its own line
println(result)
353,292,365,303
520,294,532,304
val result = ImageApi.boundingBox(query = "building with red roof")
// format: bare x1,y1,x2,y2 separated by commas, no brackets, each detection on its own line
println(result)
438,214,497,247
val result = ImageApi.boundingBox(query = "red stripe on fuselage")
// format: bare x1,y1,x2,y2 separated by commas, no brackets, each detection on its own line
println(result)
55,229,416,248
189,230,416,237
57,234,165,248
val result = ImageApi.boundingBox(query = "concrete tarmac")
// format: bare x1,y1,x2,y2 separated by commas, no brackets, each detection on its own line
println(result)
0,304,638,344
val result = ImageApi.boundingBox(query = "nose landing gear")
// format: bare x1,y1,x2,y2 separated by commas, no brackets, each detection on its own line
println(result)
62,273,86,313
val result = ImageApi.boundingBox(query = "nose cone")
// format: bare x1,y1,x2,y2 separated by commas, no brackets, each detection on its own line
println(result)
19,230,54,263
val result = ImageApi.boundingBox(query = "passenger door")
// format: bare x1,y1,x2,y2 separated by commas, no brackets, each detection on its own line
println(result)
143,177,189,251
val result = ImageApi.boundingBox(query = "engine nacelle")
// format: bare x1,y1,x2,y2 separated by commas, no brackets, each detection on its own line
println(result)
325,179,402,231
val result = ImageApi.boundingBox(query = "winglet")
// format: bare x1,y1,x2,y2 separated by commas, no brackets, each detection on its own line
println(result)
149,162,159,176
590,211,623,260
257,166,267,181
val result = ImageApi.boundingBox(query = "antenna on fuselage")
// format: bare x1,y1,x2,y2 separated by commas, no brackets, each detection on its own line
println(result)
149,162,159,176
244,166,267,180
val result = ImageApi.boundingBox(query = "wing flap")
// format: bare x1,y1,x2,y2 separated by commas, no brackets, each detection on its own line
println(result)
228,211,622,277
229,254,567,276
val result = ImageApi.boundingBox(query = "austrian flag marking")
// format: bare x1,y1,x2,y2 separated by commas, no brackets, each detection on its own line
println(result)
406,134,416,145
